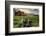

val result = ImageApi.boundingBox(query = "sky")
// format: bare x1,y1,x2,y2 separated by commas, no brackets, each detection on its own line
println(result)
14,8,39,15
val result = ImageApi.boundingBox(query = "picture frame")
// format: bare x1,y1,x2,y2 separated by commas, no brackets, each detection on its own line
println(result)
5,1,45,35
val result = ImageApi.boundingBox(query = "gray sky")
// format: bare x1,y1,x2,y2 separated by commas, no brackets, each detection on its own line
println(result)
14,8,39,15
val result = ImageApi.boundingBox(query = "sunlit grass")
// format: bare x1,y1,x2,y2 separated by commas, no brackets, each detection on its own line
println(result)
13,15,39,28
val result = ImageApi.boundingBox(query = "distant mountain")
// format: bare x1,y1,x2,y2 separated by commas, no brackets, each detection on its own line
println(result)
14,8,39,16
15,10,27,16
